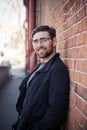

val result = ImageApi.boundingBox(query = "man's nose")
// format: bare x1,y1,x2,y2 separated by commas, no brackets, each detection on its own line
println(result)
37,40,43,45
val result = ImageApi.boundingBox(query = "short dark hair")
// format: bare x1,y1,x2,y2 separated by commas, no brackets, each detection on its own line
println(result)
32,25,56,38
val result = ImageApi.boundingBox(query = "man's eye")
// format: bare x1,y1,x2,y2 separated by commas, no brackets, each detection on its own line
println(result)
40,38,46,41
34,40,38,43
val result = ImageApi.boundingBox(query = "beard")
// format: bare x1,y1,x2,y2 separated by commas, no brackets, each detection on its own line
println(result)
36,46,54,59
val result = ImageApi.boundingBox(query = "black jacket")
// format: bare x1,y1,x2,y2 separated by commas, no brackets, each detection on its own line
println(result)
16,53,70,130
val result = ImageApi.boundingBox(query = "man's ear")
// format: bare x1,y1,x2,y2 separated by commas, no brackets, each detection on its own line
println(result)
53,37,57,47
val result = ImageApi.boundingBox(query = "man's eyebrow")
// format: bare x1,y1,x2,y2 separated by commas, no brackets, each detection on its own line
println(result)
33,37,49,40
33,37,46,41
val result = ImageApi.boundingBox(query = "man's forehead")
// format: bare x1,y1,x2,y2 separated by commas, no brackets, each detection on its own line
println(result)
33,31,50,39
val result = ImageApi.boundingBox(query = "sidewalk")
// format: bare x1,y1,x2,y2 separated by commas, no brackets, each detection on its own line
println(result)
0,68,26,130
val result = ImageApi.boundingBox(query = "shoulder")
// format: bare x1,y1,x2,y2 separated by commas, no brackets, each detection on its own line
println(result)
51,54,67,70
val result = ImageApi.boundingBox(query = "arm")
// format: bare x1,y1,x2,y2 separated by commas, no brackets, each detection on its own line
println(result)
16,74,30,115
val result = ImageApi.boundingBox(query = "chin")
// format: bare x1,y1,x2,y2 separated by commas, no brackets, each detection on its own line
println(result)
37,53,45,58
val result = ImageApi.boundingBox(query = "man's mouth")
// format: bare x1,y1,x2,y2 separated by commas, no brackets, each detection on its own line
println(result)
38,47,45,51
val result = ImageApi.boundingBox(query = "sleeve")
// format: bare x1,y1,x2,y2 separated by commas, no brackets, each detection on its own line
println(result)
33,66,70,130
16,75,29,115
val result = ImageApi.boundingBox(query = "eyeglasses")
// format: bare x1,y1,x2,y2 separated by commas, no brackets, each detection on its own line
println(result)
32,37,51,45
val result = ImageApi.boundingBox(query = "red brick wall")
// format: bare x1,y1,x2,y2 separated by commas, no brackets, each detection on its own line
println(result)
40,0,87,130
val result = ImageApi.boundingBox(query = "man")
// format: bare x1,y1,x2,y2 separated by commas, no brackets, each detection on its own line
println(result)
12,25,70,130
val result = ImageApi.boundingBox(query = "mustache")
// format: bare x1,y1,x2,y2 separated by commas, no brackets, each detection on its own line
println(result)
37,46,46,51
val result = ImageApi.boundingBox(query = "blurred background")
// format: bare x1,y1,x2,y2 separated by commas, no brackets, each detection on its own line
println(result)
0,0,26,71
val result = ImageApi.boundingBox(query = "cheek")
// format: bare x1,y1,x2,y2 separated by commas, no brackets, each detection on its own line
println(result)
33,46,39,52
47,43,53,49
33,45,36,50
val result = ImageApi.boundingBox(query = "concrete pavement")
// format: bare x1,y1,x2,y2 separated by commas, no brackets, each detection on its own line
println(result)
0,68,26,130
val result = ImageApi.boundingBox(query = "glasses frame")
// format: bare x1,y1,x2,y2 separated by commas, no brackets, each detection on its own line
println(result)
32,37,52,45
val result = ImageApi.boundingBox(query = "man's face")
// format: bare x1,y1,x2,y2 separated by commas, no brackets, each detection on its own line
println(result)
32,31,56,61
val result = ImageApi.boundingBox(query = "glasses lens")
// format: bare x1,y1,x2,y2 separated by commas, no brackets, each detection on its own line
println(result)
32,37,51,45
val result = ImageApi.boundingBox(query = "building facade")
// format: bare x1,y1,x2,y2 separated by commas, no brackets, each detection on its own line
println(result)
23,0,87,130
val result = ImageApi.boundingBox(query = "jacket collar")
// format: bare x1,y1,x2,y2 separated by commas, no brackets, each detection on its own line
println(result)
38,53,60,73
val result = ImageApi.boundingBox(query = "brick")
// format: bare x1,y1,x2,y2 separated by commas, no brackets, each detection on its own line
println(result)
71,46,87,58
86,3,87,15
76,97,87,117
83,17,87,31
76,33,84,46
59,44,87,59
81,0,87,7
67,15,76,28
57,41,66,50
79,46,87,58
76,0,81,12
78,20,83,33
77,85,87,101
75,60,87,72
63,21,68,30
84,31,87,44
70,81,77,92
76,6,86,22
70,103,87,128
70,70,81,83
70,81,87,101
80,74,87,87
65,59,75,69
66,38,73,48
70,91,77,105
68,111,80,130
68,48,78,58
71,23,79,36
70,71,87,88
63,1,70,13
62,0,67,5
